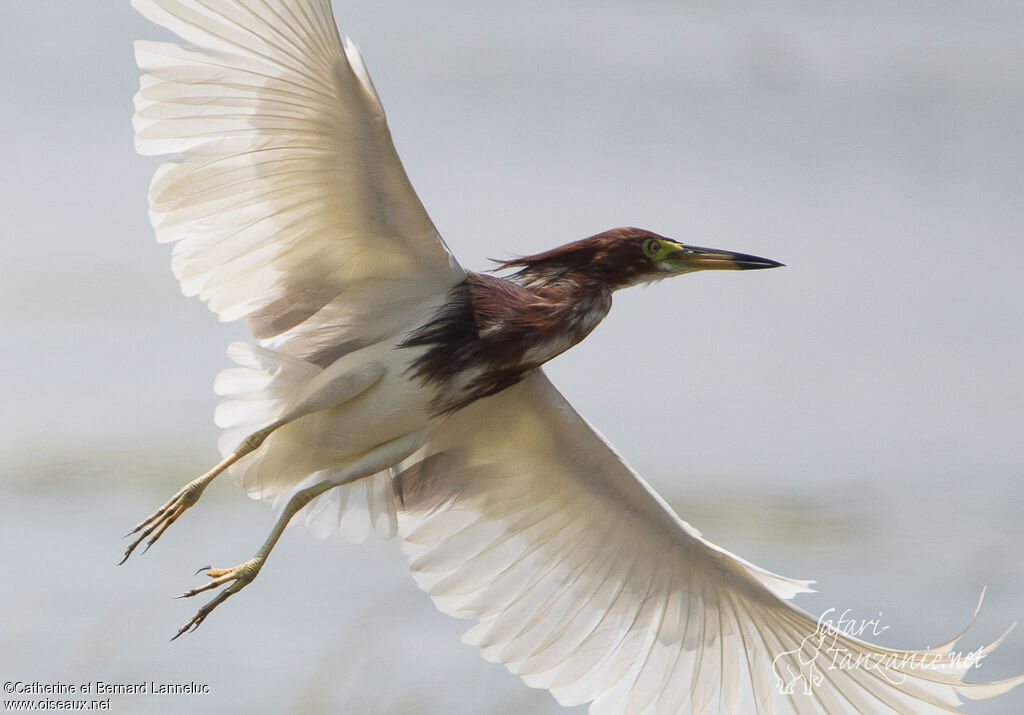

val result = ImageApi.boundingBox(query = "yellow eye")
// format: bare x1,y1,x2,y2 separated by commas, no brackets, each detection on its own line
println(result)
643,238,661,257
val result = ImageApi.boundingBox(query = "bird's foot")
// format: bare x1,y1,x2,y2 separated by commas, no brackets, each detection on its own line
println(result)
120,478,211,564
172,557,264,640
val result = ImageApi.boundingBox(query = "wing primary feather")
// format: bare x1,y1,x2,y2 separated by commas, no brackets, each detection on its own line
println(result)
650,585,697,715
621,576,678,714
431,505,583,603
722,589,774,715
460,520,595,648
514,533,635,675
542,543,648,693
539,555,655,706
497,527,621,669
595,565,665,701
719,594,740,715
468,520,593,620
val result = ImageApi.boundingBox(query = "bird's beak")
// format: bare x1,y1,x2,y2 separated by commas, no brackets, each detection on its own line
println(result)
666,245,784,272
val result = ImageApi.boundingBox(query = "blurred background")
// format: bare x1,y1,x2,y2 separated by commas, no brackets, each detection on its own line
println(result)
1,0,1021,712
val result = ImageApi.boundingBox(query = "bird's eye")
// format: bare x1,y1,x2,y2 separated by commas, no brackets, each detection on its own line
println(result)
643,238,661,257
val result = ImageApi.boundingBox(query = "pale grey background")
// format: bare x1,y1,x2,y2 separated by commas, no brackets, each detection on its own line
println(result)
1,1,1022,713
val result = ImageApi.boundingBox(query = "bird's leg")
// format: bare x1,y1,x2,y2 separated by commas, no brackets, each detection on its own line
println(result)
120,419,286,564
121,362,389,565
169,478,335,641
171,428,429,640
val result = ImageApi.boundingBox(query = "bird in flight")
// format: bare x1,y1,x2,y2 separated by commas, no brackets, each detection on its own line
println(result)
124,1,1022,712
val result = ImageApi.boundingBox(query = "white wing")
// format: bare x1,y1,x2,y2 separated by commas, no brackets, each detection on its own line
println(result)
132,0,464,364
395,371,1023,714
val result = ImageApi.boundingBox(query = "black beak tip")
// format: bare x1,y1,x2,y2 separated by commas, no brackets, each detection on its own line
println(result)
737,256,785,270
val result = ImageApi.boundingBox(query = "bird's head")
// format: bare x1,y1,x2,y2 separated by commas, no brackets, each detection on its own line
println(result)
497,227,783,291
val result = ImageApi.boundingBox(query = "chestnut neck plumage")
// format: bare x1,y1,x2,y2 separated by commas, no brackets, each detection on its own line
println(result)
401,228,666,414
402,269,613,415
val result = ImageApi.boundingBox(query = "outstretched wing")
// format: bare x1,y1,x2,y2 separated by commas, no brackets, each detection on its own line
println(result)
132,0,464,363
395,371,1022,714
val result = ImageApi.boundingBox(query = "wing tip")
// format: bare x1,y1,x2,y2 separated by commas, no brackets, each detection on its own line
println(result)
342,36,384,110
957,671,1024,701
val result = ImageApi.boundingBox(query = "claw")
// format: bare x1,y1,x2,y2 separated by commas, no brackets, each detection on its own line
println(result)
171,558,263,639
120,440,265,566
120,481,208,565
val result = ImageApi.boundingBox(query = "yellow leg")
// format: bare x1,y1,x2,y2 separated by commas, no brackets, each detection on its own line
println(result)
170,478,337,640
171,429,429,640
120,420,284,564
